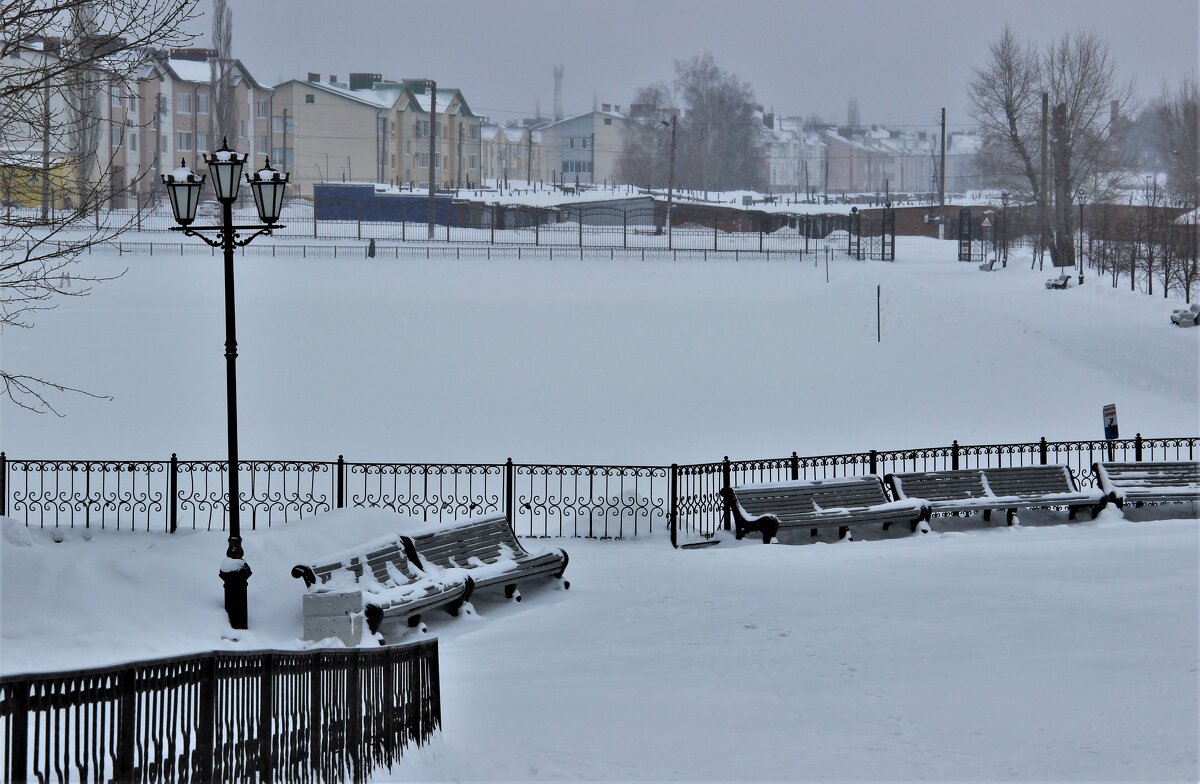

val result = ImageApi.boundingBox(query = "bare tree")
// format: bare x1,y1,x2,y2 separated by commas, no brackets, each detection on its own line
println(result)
618,54,764,193
970,27,1133,266
209,0,236,143
1,0,198,414
1152,76,1199,199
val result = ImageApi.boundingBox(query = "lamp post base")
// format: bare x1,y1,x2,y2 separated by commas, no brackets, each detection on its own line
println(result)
220,560,253,630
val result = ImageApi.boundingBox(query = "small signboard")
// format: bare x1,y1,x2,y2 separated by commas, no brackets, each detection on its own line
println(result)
980,215,993,228
1103,403,1119,440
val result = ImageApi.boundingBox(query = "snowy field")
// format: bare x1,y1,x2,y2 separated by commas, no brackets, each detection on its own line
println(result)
1,236,1198,780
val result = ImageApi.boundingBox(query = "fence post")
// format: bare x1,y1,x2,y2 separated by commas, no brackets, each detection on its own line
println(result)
259,653,275,783
791,451,800,481
1135,433,1143,461
115,666,137,781
759,225,763,253
669,463,679,548
623,209,628,249
337,455,345,509
534,208,540,246
348,650,362,784
198,655,217,783
869,449,878,476
1,451,6,517
578,208,583,247
1039,437,1048,465
951,440,960,470
721,457,732,531
169,453,178,533
7,681,28,783
504,458,515,529
309,655,322,777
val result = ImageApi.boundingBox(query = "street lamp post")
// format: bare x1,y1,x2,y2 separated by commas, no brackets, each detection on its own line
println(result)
161,139,289,630
1000,192,1009,268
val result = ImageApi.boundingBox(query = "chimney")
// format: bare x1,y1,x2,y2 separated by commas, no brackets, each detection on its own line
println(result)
1110,99,1120,135
328,75,338,84
307,72,319,82
601,103,611,112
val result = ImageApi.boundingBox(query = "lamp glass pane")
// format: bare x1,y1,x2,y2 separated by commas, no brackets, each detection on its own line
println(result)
252,179,285,223
167,181,202,224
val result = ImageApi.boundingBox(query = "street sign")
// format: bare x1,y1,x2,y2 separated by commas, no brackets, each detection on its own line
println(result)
1103,403,1119,440
980,215,993,228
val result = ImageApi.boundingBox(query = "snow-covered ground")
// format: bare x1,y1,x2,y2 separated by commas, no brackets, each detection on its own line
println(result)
1,236,1197,780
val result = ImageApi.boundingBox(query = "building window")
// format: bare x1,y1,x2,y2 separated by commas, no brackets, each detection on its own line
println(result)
563,160,592,174
468,154,479,169
304,94,314,104
582,137,588,149
604,118,612,125
196,132,208,152
405,140,413,154
177,131,193,151
417,152,429,167
271,116,285,133
127,95,136,113
256,99,269,118
270,148,294,166
257,135,268,154
129,132,137,152
196,93,209,115
239,119,247,138
111,125,122,148
111,87,121,107
569,137,575,149
177,93,192,114
469,124,480,140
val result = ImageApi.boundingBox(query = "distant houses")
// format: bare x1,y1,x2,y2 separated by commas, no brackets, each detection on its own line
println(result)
0,37,988,210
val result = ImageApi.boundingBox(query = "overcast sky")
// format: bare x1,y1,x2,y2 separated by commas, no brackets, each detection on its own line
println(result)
191,0,1197,130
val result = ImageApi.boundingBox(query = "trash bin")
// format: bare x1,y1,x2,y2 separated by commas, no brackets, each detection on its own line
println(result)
367,238,376,258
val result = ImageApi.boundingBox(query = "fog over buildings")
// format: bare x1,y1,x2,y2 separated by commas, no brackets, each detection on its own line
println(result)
193,0,1197,128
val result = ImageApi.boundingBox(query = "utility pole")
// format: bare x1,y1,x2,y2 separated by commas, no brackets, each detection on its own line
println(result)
457,122,463,187
590,132,595,186
41,80,51,221
280,108,289,195
526,127,532,184
426,80,437,240
938,107,946,230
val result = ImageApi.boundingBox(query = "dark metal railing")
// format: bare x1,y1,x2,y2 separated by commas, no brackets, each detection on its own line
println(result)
2,435,1194,543
0,640,440,784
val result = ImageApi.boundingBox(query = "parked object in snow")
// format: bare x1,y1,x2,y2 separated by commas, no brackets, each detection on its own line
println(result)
1169,303,1200,326
1045,274,1070,289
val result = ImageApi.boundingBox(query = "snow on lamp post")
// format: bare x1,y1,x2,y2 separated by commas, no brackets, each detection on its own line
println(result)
161,138,287,630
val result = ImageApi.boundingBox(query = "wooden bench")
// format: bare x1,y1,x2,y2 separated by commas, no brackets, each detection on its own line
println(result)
402,513,570,602
1045,274,1070,289
292,535,471,644
887,465,1106,525
721,476,929,544
1092,461,1200,509
978,259,998,271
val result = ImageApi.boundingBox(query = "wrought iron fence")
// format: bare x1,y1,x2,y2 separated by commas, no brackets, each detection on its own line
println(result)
0,455,667,539
0,640,440,784
2,436,1193,544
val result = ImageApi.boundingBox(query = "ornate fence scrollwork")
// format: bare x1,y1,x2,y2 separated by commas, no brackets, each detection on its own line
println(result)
514,464,667,538
347,462,503,523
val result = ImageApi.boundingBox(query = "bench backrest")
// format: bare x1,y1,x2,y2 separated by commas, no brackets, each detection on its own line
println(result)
980,465,1076,497
732,476,891,521
405,513,528,570
887,469,988,502
1095,461,1200,489
296,537,424,589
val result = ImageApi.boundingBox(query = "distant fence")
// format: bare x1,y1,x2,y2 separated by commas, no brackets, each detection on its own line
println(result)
14,204,897,260
3,435,1194,543
0,640,440,784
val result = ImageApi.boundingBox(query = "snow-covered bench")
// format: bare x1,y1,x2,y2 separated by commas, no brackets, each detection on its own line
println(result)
402,513,570,602
1170,303,1200,327
1045,274,1070,289
721,476,929,544
886,465,1106,525
1092,461,1200,510
978,259,998,271
291,535,471,644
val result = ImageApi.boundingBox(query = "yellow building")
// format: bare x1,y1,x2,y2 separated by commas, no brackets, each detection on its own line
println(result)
0,153,71,210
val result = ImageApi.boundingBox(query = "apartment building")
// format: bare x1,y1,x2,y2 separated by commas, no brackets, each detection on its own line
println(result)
272,73,481,197
538,107,629,185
